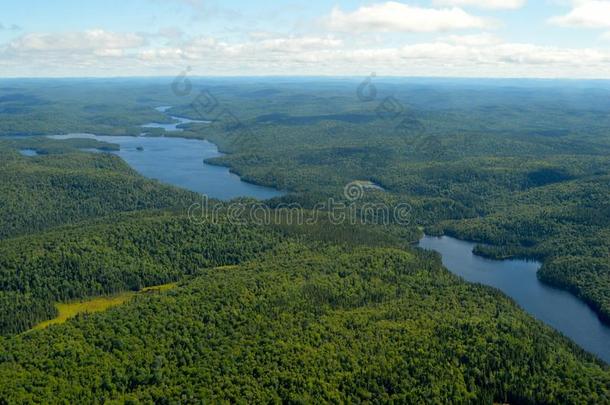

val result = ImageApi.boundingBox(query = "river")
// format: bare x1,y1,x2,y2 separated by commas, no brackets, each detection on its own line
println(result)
140,106,209,132
418,235,610,363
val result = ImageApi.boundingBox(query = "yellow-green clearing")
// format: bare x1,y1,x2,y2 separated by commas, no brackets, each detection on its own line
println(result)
31,294,135,331
31,282,178,331
141,282,178,293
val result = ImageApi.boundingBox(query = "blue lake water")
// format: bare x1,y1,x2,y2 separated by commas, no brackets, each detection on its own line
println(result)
19,149,39,157
141,106,210,132
418,235,610,363
45,106,610,362
48,134,285,201
46,106,284,201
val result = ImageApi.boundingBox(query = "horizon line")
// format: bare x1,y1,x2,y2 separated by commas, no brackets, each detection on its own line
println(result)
4,74,610,82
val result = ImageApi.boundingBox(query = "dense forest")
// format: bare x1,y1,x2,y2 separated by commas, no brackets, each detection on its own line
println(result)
1,241,609,403
162,79,610,324
0,210,284,335
0,138,198,239
1,78,610,403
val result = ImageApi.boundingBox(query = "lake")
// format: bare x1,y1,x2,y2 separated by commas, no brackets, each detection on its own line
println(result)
46,106,285,201
48,134,285,201
19,149,39,157
140,106,210,132
418,235,610,363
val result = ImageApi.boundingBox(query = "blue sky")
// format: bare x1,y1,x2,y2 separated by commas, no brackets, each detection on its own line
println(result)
2,0,610,77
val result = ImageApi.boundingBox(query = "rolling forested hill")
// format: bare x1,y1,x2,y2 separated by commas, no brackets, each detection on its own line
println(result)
0,137,198,239
0,78,609,403
1,232,609,403
163,78,610,324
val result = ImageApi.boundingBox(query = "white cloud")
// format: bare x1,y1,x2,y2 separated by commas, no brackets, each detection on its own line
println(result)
324,2,492,33
549,1,610,28
135,35,343,65
8,29,145,52
4,27,610,78
127,33,610,78
433,0,526,10
257,36,343,53
441,33,503,46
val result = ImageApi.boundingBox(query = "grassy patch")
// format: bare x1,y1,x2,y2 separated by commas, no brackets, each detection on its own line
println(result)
31,282,179,331
141,282,179,293
31,294,135,331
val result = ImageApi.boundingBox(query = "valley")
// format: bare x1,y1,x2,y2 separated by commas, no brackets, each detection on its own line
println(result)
0,77,609,403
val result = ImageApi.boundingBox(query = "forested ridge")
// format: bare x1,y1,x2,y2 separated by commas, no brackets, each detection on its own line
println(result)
0,138,198,240
1,78,610,403
437,173,610,322
0,210,283,335
1,243,609,403
157,79,610,324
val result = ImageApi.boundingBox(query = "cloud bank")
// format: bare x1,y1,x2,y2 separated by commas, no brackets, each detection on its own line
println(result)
325,2,492,33
3,1,610,78
433,0,526,10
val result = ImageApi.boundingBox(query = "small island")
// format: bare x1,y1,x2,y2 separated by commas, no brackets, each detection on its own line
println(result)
352,180,385,191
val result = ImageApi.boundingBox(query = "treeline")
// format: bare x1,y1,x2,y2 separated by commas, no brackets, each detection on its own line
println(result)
0,80,184,137
202,107,610,324
540,256,610,324
0,292,56,336
0,210,284,335
0,243,608,403
0,142,199,240
189,94,610,325
440,175,610,322
1,79,610,401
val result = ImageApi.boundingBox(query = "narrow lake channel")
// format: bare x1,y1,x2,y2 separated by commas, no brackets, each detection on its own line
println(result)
48,106,285,201
49,133,285,201
46,106,609,363
418,235,610,363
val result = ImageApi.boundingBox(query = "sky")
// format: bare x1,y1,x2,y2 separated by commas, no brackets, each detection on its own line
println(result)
2,0,610,78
